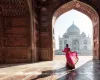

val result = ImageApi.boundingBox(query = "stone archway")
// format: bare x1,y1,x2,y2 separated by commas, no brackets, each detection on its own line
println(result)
0,7,4,63
52,1,99,59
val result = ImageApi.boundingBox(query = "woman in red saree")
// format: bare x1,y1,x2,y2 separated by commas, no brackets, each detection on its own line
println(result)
62,44,78,69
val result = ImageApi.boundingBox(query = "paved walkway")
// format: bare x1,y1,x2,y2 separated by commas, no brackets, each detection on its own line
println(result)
0,56,99,80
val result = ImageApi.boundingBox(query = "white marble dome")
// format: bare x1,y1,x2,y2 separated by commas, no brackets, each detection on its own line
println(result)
67,23,80,35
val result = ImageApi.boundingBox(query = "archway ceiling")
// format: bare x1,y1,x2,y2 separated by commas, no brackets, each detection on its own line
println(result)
53,1,99,26
0,0,29,16
0,0,99,16
36,0,99,16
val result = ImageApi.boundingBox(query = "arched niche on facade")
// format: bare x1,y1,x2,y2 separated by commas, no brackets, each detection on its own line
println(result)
72,40,79,50
52,1,99,59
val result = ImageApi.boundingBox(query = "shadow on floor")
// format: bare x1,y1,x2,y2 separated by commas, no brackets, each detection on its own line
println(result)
31,67,67,80
57,60,100,80
31,60,97,80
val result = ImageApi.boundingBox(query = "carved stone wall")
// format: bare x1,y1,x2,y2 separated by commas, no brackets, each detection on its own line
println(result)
0,8,4,63
0,0,100,63
0,0,39,63
2,16,31,63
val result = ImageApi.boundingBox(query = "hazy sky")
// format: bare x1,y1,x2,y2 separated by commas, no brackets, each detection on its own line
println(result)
54,9,93,49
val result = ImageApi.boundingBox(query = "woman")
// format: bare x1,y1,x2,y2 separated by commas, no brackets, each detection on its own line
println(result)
62,44,78,69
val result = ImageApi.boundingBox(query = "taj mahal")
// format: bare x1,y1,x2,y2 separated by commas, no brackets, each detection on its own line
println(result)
55,22,92,55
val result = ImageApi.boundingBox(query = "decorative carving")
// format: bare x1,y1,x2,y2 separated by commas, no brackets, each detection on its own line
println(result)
41,7,47,11
53,1,99,24
4,18,12,27
12,17,29,27
0,0,29,16
5,27,28,35
40,15,49,27
3,35,30,47
41,22,48,26
75,2,81,8
4,47,30,59
41,15,48,22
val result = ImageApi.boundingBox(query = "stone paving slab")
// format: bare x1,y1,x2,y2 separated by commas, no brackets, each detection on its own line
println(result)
0,56,95,80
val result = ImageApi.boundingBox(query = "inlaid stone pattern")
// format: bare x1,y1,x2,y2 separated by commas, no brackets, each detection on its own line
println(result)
53,1,99,24
4,17,30,47
40,15,49,32
0,0,29,16
2,16,31,63
4,47,30,61
3,36,29,47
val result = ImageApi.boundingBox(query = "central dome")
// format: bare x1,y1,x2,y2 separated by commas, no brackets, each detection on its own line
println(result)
67,23,80,35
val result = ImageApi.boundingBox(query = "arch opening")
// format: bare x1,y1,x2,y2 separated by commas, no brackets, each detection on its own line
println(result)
52,1,99,60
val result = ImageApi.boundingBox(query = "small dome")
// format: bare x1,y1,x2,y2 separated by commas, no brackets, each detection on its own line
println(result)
81,32,86,35
63,33,69,38
81,32,86,37
67,22,80,35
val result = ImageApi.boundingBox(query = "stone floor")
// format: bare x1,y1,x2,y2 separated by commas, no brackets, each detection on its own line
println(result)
0,56,100,80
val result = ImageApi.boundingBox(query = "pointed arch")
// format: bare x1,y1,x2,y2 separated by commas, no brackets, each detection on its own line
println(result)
53,1,99,26
52,1,99,59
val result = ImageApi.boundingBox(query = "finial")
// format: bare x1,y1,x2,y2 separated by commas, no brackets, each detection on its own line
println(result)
73,21,74,24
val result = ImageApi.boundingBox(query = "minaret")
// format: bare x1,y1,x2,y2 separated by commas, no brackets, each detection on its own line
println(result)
88,34,89,38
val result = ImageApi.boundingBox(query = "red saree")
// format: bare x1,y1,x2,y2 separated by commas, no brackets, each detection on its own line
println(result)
62,48,78,69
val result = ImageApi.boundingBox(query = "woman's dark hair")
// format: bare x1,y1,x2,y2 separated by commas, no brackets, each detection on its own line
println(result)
66,44,69,47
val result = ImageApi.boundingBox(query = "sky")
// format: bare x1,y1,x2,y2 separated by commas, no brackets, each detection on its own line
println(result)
54,9,93,49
